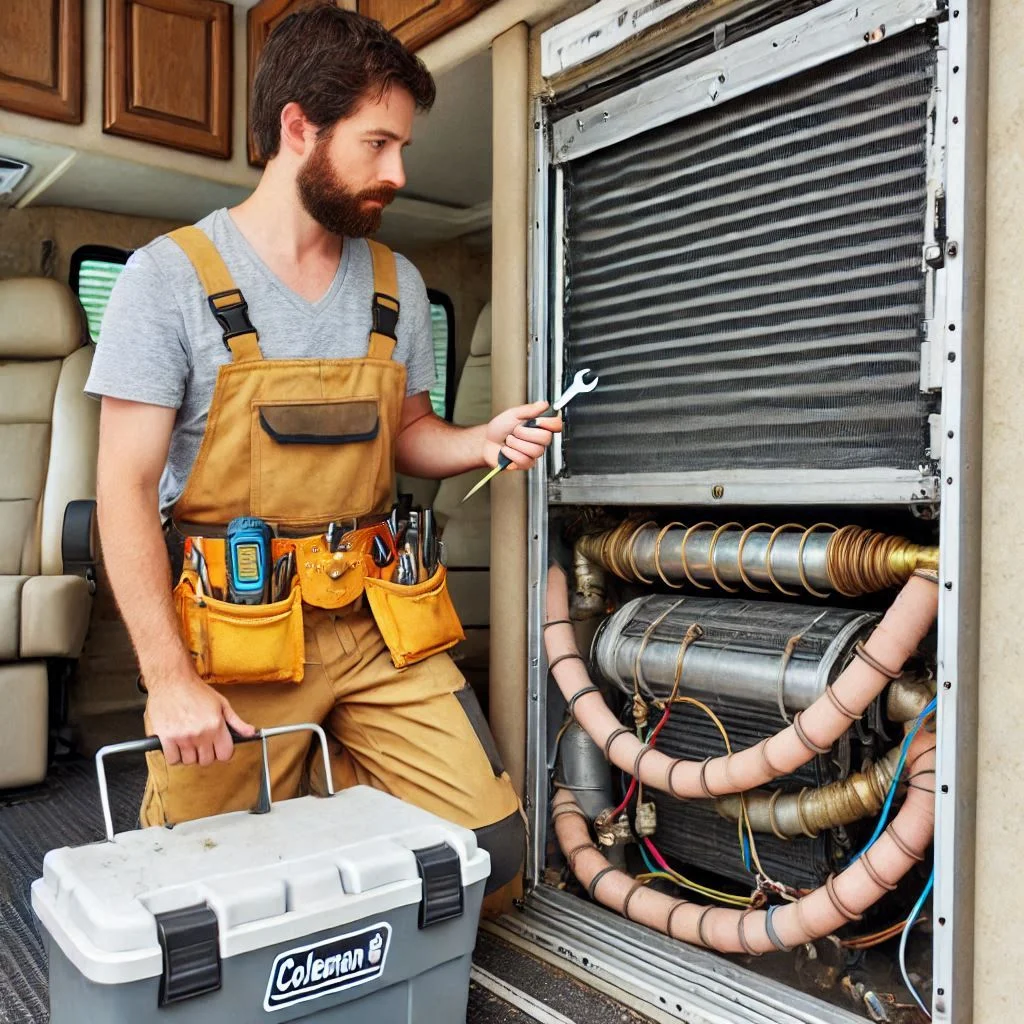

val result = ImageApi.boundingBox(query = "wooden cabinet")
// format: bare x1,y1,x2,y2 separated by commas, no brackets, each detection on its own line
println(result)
246,0,333,167
358,0,493,52
0,0,83,124
104,0,233,159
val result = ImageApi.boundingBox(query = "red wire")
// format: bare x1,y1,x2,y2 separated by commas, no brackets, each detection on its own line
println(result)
607,705,672,819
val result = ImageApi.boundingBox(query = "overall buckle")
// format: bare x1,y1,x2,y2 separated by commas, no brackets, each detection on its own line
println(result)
372,293,400,339
208,290,258,349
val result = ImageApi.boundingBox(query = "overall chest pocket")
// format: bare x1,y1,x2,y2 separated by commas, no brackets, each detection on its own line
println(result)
251,397,383,524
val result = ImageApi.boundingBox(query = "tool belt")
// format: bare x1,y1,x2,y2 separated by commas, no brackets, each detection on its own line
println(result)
172,518,464,684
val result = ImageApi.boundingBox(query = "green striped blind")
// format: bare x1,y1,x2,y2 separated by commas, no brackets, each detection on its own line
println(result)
428,302,449,418
77,259,126,341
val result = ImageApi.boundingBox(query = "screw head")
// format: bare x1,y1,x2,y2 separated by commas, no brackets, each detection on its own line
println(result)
946,240,959,257
712,485,725,499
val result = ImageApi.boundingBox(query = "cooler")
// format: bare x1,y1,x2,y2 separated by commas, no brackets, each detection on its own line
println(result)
30,725,491,1022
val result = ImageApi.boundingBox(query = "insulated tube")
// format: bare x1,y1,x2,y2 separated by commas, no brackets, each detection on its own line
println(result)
552,727,935,953
544,564,938,801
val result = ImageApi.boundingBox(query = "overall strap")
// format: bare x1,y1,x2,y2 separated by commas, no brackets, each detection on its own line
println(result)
366,239,399,361
168,226,263,363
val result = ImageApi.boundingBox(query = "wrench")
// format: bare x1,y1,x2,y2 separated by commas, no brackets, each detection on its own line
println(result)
461,368,599,503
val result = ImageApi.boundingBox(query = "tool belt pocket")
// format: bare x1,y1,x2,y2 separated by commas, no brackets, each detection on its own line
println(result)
252,397,383,524
174,539,304,685
364,564,465,669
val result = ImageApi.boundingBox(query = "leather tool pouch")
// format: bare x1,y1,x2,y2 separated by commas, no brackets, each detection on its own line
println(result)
364,564,465,669
174,538,304,684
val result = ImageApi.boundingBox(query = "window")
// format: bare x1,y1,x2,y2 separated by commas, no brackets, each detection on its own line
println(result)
70,245,131,341
427,289,456,420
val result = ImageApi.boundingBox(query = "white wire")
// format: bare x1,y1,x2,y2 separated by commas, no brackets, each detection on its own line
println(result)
899,869,934,1018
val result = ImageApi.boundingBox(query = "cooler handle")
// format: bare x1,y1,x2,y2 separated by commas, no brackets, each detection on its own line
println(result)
94,723,335,842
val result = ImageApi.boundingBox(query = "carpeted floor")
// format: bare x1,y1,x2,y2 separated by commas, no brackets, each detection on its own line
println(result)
0,757,148,1024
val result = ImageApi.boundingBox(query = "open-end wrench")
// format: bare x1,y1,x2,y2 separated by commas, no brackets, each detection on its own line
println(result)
462,368,599,503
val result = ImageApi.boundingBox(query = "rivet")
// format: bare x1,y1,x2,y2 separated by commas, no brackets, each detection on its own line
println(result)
712,485,725,499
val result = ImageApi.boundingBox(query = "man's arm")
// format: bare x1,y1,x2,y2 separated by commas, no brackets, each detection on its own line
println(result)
395,392,562,479
97,397,254,766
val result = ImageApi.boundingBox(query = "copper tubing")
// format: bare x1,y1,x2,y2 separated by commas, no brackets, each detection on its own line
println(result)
544,564,938,800
714,746,902,838
552,727,935,952
575,520,939,598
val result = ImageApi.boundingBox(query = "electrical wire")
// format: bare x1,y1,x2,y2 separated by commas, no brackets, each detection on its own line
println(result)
853,698,937,862
840,917,915,949
899,869,934,1018
641,836,753,907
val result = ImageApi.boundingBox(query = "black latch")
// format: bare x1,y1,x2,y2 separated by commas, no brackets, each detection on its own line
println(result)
155,903,221,1006
208,289,258,348
413,842,464,928
371,293,400,339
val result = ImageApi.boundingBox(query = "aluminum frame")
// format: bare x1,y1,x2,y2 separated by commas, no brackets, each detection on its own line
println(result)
526,99,552,884
929,7,983,1022
551,0,941,164
525,0,976,1020
510,887,867,1024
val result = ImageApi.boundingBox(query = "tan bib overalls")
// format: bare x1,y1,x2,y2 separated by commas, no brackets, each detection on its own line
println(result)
140,227,523,895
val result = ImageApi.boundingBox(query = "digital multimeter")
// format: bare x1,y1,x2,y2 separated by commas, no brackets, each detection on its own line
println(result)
225,516,274,605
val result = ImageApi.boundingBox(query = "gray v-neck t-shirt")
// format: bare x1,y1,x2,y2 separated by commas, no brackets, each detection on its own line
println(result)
85,208,435,519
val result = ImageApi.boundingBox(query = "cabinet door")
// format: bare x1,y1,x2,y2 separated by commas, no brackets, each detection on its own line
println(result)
246,0,338,167
0,0,83,123
104,0,232,159
359,0,492,52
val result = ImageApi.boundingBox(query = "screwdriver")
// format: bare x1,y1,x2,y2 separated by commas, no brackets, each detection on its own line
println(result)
461,368,599,503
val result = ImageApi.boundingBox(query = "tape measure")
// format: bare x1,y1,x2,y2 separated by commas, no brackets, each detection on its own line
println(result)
225,517,273,604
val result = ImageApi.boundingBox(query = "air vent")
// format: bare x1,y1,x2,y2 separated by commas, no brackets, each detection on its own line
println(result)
557,28,938,484
0,157,30,196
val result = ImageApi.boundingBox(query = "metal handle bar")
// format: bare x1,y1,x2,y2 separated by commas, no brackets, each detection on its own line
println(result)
94,723,335,842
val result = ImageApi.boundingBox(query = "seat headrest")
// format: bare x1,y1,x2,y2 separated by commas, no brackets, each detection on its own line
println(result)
0,277,87,359
469,302,491,357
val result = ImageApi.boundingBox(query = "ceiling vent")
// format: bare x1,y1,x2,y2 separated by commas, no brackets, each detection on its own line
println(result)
0,156,31,196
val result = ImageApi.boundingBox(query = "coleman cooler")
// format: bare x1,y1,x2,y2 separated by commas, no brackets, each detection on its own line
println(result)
31,724,491,1023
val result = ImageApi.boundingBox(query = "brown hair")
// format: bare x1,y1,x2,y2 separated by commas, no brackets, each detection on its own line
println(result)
251,3,436,161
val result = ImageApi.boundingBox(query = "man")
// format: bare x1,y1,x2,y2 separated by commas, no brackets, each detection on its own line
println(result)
86,3,558,896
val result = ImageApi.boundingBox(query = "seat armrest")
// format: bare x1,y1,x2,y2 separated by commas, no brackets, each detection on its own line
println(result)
20,575,93,658
62,499,97,592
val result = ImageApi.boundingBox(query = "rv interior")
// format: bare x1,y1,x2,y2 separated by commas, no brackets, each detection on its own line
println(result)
0,0,992,1022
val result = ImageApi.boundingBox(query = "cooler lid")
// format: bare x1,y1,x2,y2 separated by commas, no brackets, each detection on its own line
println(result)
31,786,490,986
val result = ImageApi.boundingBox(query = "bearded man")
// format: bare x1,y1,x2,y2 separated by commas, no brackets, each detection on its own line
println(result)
85,3,557,898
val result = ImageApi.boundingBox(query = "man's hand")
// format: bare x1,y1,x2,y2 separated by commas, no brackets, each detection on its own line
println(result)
146,673,256,767
483,400,563,471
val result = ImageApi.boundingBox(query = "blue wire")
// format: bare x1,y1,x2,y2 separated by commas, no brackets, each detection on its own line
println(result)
639,843,660,877
852,698,937,862
899,869,934,1018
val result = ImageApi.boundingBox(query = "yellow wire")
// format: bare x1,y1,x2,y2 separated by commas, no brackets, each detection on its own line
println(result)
666,695,778,886
635,872,753,908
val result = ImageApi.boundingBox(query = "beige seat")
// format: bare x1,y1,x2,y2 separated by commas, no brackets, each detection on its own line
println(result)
434,303,492,636
0,277,98,788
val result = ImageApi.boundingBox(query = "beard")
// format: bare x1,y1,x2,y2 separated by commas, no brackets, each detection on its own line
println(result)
296,140,396,238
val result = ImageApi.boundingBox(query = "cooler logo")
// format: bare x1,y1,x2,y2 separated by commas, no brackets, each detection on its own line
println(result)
263,922,391,1012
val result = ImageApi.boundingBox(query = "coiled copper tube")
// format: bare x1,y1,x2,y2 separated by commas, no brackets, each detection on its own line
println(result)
576,519,938,597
